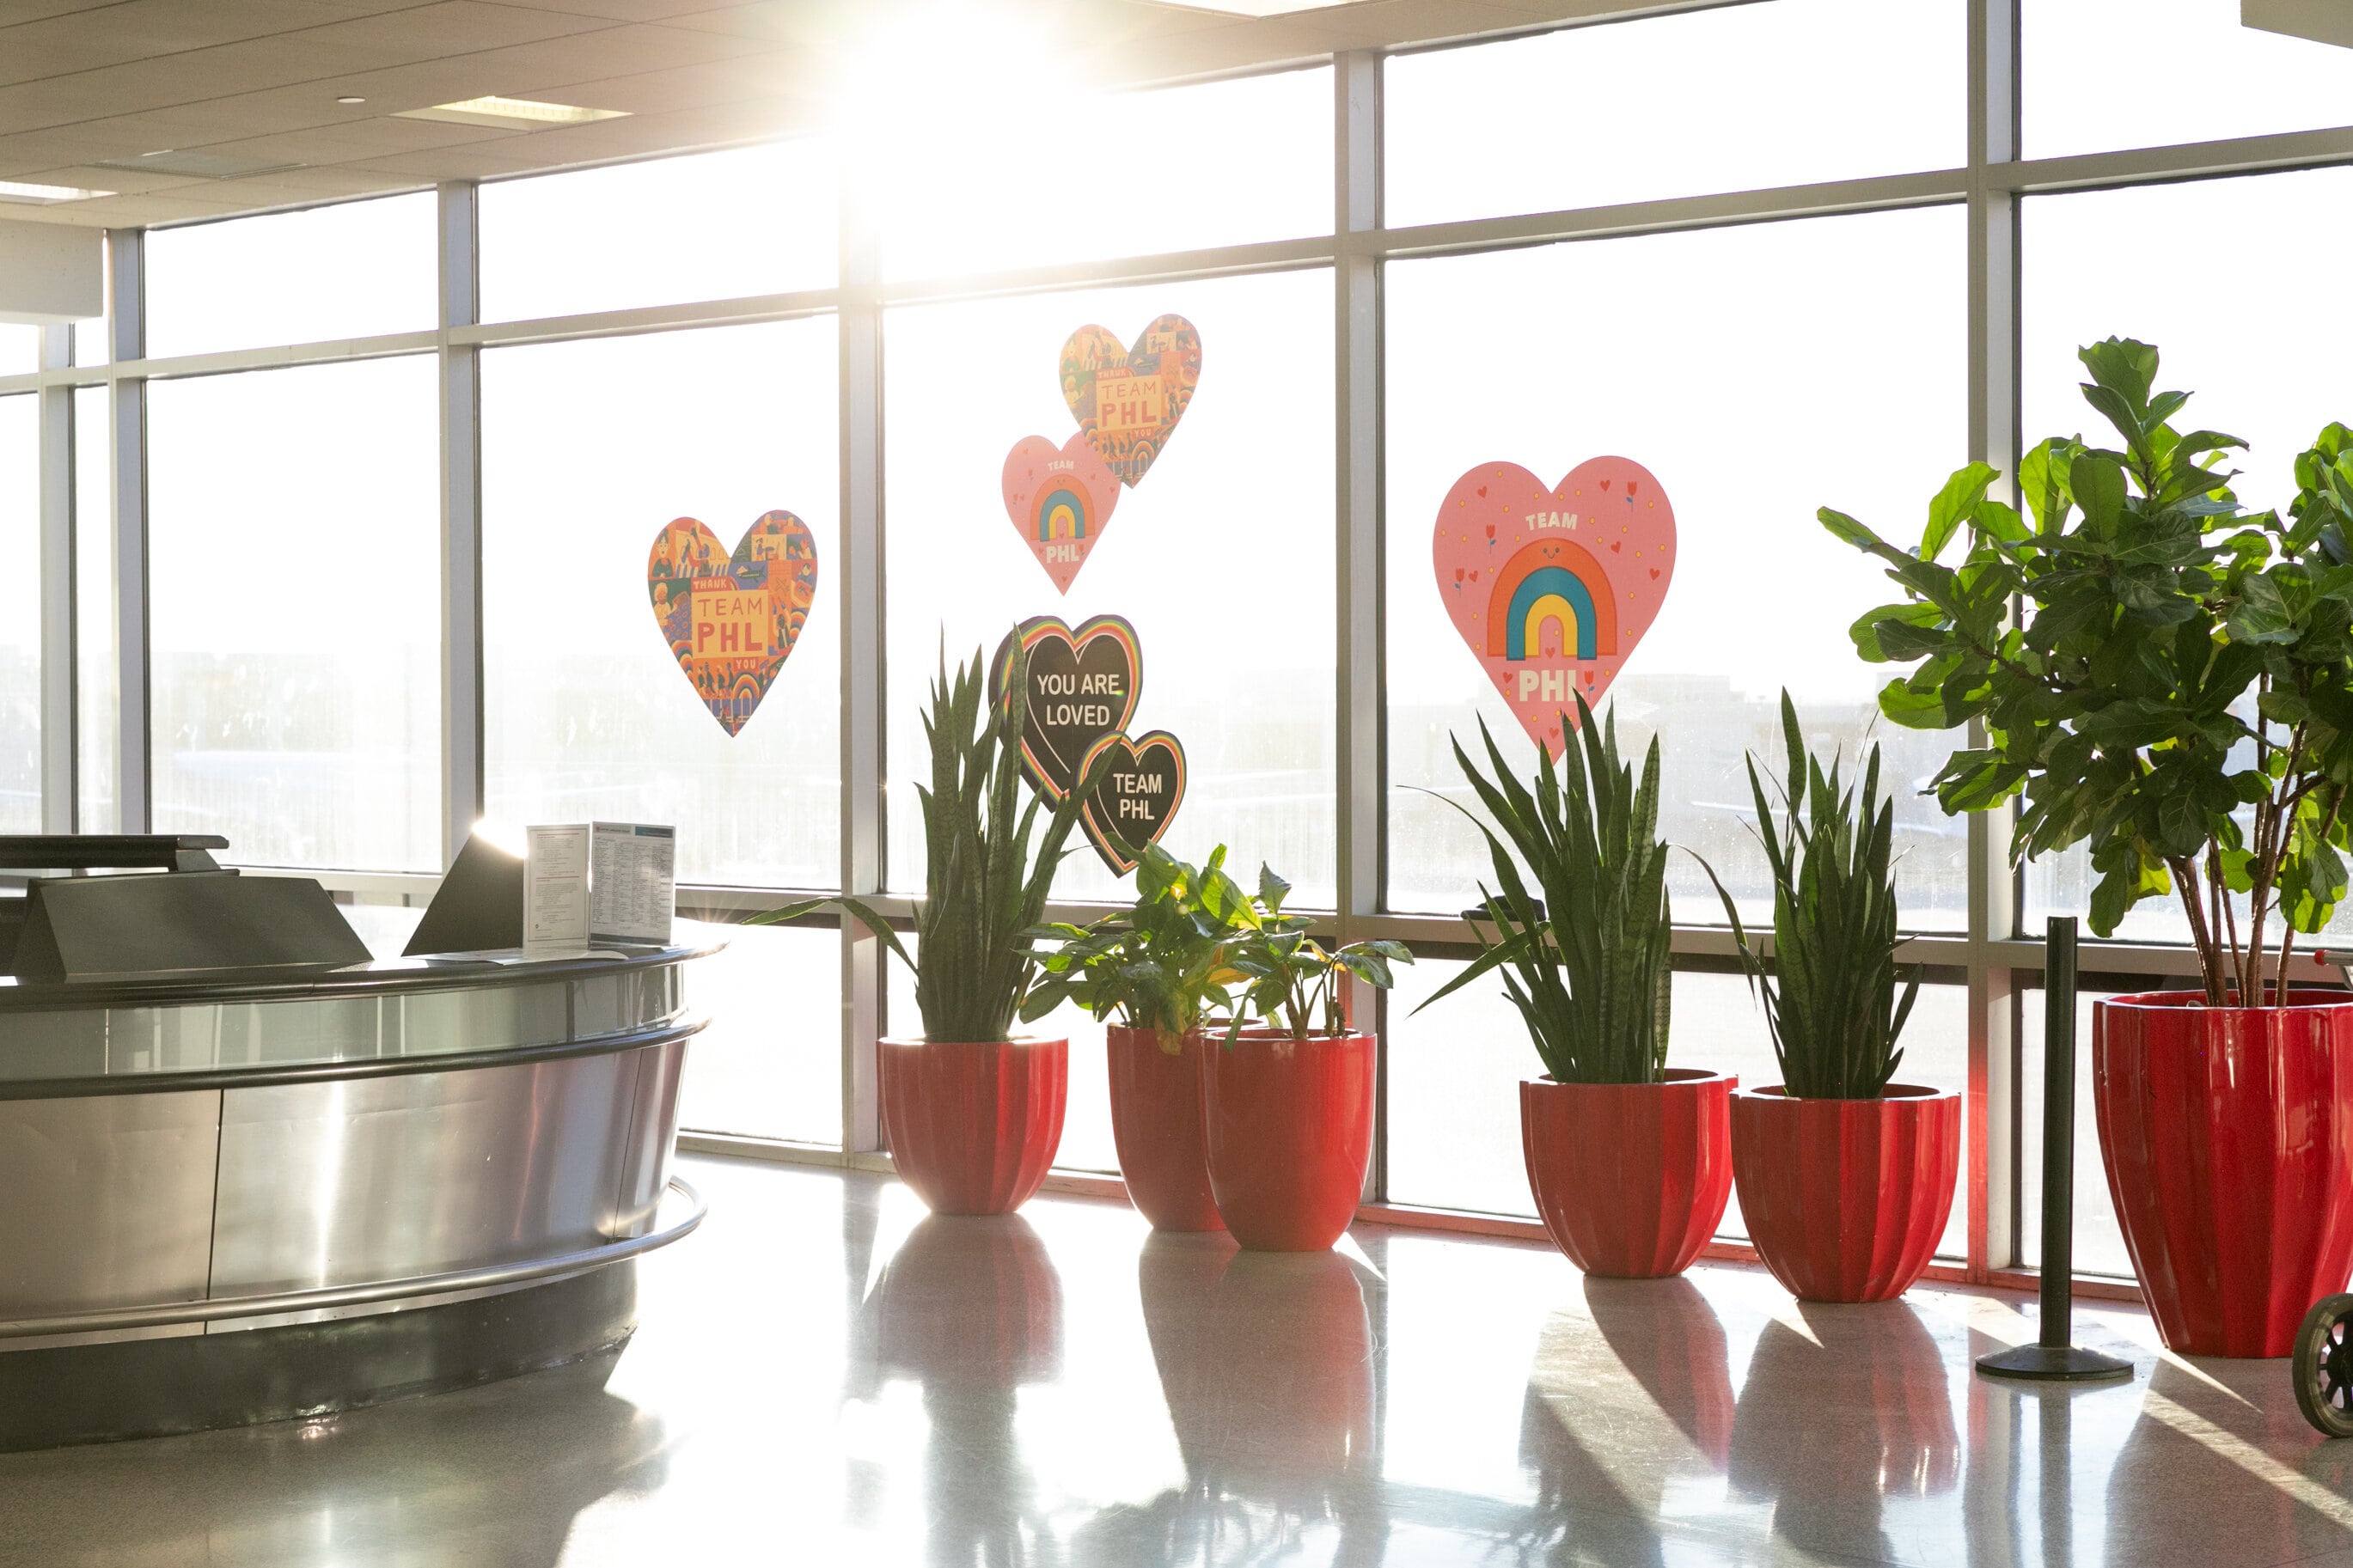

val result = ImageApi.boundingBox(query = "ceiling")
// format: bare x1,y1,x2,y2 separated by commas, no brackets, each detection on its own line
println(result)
0,0,1686,230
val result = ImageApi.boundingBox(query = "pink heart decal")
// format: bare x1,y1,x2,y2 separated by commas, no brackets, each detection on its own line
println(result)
647,511,820,737
1001,433,1121,595
1431,458,1676,756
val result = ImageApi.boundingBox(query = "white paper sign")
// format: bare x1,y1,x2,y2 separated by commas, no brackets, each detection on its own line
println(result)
524,825,592,955
590,821,675,945
523,822,675,955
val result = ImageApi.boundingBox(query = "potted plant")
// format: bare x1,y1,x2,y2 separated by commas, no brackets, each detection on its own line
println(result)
1822,339,2353,1352
1416,694,1733,1278
1201,869,1412,1252
752,638,1104,1216
1699,693,1956,1304
1025,843,1259,1232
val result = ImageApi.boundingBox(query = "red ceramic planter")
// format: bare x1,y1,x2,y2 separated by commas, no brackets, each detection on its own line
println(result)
1520,1069,1735,1278
1108,1024,1225,1233
880,1035,1067,1216
1200,1028,1374,1252
2093,991,2353,1358
1730,1084,1959,1303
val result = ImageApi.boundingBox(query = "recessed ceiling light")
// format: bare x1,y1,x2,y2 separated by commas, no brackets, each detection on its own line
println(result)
394,95,629,131
337,95,366,105
0,179,116,204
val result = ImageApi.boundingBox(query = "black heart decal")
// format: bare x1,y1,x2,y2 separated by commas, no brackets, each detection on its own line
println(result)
1079,730,1187,875
987,614,1142,802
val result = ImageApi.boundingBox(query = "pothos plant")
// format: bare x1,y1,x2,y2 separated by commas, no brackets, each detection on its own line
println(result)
1824,337,2353,1007
746,636,1108,1041
1222,865,1414,1042
1021,843,1258,1052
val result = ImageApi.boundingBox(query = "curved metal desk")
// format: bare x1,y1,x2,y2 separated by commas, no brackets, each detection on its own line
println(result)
0,937,718,1449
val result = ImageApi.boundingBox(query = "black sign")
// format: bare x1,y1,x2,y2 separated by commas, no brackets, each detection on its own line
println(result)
988,615,1141,802
1080,730,1187,875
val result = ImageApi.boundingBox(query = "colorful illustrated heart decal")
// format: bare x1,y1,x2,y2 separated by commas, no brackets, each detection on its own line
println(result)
1060,314,1201,488
646,510,819,737
1001,432,1121,595
1079,729,1186,876
1432,457,1675,756
987,614,1142,802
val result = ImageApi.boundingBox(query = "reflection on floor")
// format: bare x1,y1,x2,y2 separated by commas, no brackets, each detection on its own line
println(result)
3,1156,2353,1565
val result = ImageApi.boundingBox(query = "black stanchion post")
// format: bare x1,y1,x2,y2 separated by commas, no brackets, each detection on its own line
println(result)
1977,916,2134,1382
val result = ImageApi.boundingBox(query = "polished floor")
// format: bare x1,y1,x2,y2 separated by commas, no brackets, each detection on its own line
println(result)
1,1156,2350,1566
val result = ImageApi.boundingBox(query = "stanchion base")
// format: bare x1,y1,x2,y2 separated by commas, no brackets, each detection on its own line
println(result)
1975,1342,2135,1382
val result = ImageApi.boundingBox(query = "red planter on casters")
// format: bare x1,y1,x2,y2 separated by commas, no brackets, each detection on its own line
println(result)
1730,1084,1959,1303
1201,1030,1374,1251
1521,1070,1735,1278
880,1036,1067,1216
2093,991,2353,1358
1108,1025,1224,1233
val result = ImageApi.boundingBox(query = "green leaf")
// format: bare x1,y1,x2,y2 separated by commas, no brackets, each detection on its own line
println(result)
1922,462,1998,562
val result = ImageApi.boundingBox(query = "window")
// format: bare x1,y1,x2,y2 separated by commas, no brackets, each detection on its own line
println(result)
2021,168,2353,942
2019,978,2131,1278
678,919,843,1148
73,385,113,833
883,272,1336,906
0,325,38,376
144,193,437,358
147,357,440,870
875,68,1331,281
1385,206,1971,929
0,395,34,831
482,319,841,890
1385,1,1965,227
2025,0,2353,159
480,139,839,321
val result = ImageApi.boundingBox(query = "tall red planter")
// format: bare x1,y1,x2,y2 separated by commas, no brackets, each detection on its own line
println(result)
1520,1069,1735,1278
880,1036,1067,1216
1730,1084,1959,1303
1200,1029,1373,1252
1108,1025,1224,1233
2093,991,2353,1358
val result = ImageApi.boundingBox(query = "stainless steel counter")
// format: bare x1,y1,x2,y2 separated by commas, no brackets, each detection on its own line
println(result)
0,936,718,1358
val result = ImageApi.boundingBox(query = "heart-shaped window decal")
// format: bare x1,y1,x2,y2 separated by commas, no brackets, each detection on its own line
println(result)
1059,314,1202,488
1079,729,1187,875
647,510,820,736
987,614,1142,802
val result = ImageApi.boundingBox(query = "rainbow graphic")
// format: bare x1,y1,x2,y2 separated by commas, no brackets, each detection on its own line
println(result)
1486,539,1618,662
1034,479,1097,542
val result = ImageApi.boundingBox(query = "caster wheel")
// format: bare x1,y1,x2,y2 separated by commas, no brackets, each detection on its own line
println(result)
2294,1293,2353,1437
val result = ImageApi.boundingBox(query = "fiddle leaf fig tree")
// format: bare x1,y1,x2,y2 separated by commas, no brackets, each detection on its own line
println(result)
1823,337,2353,1006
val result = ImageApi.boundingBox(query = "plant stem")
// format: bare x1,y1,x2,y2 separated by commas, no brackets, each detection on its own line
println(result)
2210,839,2242,1003
2169,854,2224,1005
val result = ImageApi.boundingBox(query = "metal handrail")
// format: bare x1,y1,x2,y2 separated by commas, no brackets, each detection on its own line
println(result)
0,1175,707,1340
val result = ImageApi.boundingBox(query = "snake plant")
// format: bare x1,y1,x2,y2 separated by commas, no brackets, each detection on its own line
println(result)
1693,692,1920,1098
1415,694,1672,1084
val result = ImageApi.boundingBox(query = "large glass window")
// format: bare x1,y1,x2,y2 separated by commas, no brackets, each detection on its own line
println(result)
2026,0,2353,159
147,357,440,869
2020,168,2353,942
874,68,1331,282
72,385,113,833
480,140,838,321
678,918,843,1148
883,272,1336,906
1385,206,1971,928
144,193,437,358
1384,1,1965,228
0,325,38,376
482,319,841,890
0,395,34,831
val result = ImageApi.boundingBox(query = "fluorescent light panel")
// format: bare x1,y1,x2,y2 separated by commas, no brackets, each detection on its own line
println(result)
0,179,113,204
395,95,630,130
